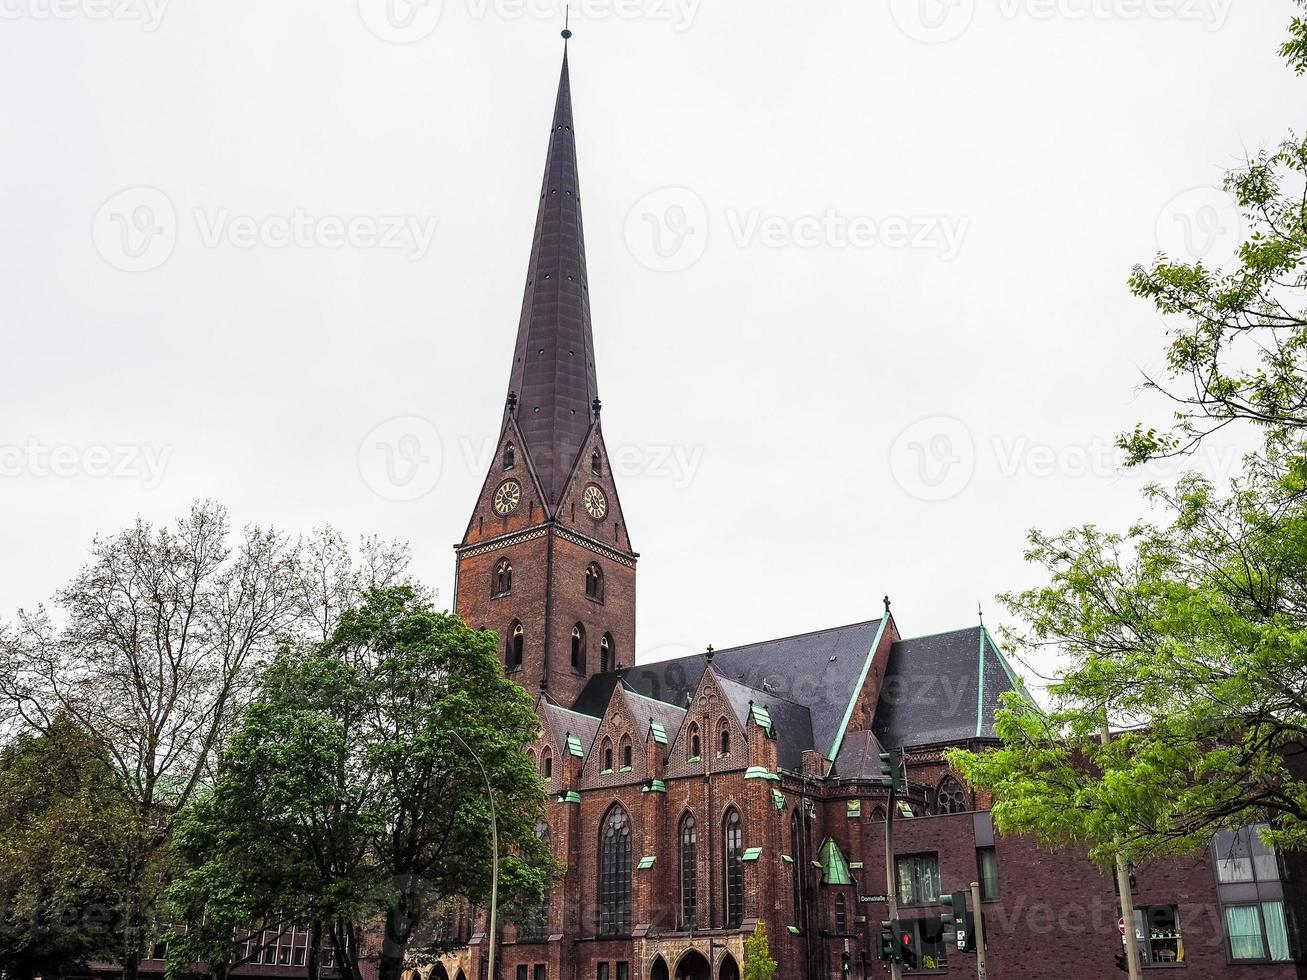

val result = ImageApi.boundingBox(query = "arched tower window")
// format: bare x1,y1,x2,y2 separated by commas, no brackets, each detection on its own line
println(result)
492,559,512,597
620,734,633,770
571,623,586,671
791,808,810,930
718,720,732,758
601,738,614,773
724,809,744,928
936,776,968,815
542,747,553,779
505,621,524,670
600,633,613,673
585,563,604,601
591,449,602,477
599,805,632,936
687,723,701,761
504,443,516,470
679,813,698,930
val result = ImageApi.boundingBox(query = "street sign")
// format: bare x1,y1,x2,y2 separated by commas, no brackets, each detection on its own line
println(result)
859,894,889,903
1117,917,1126,935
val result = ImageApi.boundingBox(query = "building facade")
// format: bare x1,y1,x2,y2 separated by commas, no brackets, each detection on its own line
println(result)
430,43,1307,980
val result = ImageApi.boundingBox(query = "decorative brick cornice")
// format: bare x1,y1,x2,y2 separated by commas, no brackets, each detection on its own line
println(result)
456,523,637,568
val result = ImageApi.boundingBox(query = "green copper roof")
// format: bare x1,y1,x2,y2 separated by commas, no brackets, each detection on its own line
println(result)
744,766,780,782
557,790,581,805
642,779,667,794
750,703,774,736
743,847,763,862
818,838,853,886
565,733,584,758
772,788,785,811
650,721,668,745
637,856,656,870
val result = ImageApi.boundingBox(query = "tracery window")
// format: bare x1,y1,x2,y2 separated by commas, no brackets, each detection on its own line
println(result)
724,809,744,928
679,814,698,930
599,806,632,935
493,559,513,597
935,776,967,815
571,624,586,671
586,563,604,602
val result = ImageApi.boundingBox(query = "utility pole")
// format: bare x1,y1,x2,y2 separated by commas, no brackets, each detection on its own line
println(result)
1101,717,1142,980
969,881,988,980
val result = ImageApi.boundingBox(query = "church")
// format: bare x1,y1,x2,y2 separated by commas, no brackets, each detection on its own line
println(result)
428,41,1305,980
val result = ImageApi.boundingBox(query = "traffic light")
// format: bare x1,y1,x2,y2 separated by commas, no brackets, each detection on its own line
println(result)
876,748,905,792
939,889,970,949
840,951,850,975
898,925,918,970
877,923,896,962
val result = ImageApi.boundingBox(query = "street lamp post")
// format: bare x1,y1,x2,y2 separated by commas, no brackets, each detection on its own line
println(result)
447,730,499,980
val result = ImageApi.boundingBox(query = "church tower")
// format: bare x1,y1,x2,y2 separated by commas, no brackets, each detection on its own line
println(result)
454,47,636,710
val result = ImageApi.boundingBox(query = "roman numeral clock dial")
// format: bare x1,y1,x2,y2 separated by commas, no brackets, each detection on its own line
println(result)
583,484,608,520
493,479,521,516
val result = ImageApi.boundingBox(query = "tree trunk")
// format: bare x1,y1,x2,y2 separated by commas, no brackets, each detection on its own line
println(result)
306,920,323,980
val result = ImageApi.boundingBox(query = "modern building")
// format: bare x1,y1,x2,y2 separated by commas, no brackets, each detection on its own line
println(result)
433,39,1307,980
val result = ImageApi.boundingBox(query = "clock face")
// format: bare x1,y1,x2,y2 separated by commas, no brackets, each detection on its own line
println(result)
583,484,608,520
493,480,522,516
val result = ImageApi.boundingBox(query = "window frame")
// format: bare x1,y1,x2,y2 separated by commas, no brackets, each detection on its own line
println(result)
1224,901,1293,964
895,853,941,908
977,846,999,901
598,806,632,937
680,813,698,930
724,808,745,928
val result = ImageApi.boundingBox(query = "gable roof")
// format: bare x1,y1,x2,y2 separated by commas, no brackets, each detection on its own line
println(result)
872,626,1027,749
573,619,884,762
715,674,814,772
539,697,601,760
832,728,888,780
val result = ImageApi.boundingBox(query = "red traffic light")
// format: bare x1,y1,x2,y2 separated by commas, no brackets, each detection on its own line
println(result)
901,933,912,945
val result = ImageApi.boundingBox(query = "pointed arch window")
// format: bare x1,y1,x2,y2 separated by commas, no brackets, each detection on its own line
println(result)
601,738,614,773
591,449,602,477
724,809,744,928
791,808,811,930
687,723,701,761
493,559,513,597
506,621,524,671
585,563,604,602
571,623,586,672
600,634,613,673
620,734,633,770
936,776,967,815
504,443,516,470
679,813,698,930
718,719,732,758
542,747,553,779
599,805,632,936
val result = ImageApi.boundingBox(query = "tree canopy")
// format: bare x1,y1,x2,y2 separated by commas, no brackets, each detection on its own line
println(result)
169,586,556,980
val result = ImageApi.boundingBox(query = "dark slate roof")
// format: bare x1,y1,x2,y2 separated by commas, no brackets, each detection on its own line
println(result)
832,729,888,780
539,698,600,759
715,674,815,772
621,688,687,746
506,49,598,506
573,620,884,760
872,626,1026,749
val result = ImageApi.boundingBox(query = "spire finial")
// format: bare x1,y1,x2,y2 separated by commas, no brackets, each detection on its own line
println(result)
883,595,891,613
978,601,984,626
706,644,715,664
561,4,572,39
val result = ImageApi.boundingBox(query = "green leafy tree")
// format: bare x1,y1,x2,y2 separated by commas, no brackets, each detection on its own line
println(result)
1121,3,1307,464
170,587,556,980
0,716,139,980
952,4,1307,866
0,504,413,980
742,922,777,980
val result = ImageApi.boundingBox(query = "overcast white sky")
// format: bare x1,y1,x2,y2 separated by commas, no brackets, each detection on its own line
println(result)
1,0,1300,692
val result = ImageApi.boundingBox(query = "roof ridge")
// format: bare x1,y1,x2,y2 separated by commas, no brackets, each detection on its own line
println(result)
637,617,883,667
894,624,985,644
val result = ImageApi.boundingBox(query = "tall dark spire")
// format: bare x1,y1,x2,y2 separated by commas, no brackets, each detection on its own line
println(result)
506,47,598,507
